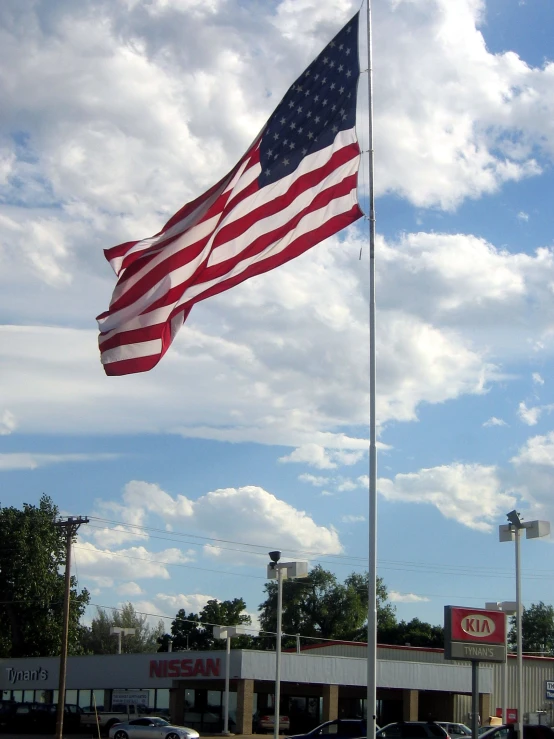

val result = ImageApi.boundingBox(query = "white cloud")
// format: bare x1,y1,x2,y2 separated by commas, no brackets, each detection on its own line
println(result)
483,417,508,427
192,485,343,558
518,401,541,426
279,444,337,469
73,541,194,584
517,211,529,222
0,452,120,471
0,410,16,435
512,431,554,468
91,482,343,569
341,514,366,523
389,591,430,603
378,463,516,531
532,373,544,385
298,474,329,487
153,593,216,616
116,582,144,596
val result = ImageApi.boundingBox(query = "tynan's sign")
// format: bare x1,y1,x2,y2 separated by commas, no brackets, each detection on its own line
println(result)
5,666,48,684
448,642,506,661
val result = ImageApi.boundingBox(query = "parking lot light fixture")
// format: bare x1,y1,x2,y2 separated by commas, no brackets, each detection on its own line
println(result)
213,625,250,735
499,511,550,739
485,601,518,724
267,553,308,739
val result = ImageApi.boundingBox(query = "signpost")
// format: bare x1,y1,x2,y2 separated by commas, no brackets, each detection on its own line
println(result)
445,607,507,739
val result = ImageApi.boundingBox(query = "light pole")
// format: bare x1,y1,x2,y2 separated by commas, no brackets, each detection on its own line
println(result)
485,601,518,724
109,626,137,654
213,625,249,735
267,552,308,739
499,510,550,739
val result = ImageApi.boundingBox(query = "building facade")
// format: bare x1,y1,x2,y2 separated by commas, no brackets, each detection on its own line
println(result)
0,644,497,733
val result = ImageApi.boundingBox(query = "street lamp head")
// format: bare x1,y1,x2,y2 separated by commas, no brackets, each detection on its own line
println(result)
268,550,282,563
507,510,523,527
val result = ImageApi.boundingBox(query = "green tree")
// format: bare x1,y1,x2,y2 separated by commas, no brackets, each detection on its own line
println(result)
82,603,165,654
379,617,444,648
160,598,253,651
0,495,89,657
258,566,396,647
508,602,554,655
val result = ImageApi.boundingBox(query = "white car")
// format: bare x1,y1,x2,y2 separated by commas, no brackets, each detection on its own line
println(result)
108,716,200,739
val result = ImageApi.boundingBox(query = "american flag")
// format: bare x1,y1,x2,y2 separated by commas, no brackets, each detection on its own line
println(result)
97,13,362,376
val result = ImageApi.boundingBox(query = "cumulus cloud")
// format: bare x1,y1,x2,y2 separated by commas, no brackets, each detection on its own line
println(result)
91,482,343,568
73,542,194,585
378,463,516,531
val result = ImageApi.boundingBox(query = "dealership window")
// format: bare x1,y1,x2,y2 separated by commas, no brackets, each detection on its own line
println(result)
78,690,92,709
11,690,23,703
155,688,170,714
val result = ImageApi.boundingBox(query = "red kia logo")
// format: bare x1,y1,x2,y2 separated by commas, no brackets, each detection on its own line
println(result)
461,615,495,638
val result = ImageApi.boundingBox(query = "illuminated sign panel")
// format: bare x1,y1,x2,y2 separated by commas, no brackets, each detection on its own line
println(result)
449,607,506,645
444,606,507,663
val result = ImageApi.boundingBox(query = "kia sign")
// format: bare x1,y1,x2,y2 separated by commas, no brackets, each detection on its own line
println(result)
444,606,507,663
449,607,506,644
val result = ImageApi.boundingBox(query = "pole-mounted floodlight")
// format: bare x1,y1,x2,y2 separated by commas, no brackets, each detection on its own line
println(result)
109,626,137,654
267,554,308,739
499,511,550,739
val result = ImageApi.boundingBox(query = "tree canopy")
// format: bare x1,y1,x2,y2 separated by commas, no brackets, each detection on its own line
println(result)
0,495,89,658
82,602,165,654
379,617,444,648
509,602,554,655
258,565,397,647
159,598,253,651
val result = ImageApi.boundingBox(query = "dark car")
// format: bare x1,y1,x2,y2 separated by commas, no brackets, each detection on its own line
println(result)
377,722,450,739
0,702,83,734
287,718,368,739
479,726,554,739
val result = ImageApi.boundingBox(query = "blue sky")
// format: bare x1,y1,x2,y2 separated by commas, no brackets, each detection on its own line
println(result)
1,0,554,640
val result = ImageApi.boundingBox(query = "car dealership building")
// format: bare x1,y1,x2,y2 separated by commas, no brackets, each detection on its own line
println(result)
2,643,554,733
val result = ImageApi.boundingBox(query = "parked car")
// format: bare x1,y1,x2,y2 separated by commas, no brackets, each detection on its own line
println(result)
377,722,451,739
287,718,368,739
108,716,200,739
436,723,472,738
478,725,554,739
254,711,291,734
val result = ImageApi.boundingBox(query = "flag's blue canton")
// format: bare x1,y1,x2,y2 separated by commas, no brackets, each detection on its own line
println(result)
259,13,360,187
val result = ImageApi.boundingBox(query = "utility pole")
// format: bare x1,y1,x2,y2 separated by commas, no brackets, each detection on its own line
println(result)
54,516,89,739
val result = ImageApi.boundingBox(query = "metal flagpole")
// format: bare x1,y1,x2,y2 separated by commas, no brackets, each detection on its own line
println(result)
365,0,378,735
